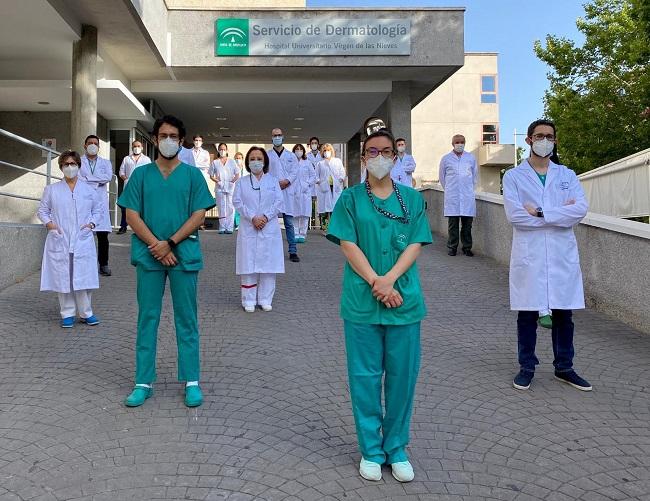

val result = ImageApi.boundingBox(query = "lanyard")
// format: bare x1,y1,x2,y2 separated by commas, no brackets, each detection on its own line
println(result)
88,158,97,175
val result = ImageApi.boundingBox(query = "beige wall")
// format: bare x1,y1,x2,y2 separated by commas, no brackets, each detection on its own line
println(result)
411,53,501,188
165,0,306,8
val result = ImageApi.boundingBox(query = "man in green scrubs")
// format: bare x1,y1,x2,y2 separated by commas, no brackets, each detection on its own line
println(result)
118,115,215,408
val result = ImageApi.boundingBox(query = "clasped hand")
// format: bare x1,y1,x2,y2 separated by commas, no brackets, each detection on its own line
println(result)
371,275,403,309
524,198,575,216
148,240,178,266
252,215,268,230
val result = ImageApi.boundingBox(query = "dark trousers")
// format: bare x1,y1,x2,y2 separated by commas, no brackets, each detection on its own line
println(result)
120,206,127,231
517,310,575,373
447,216,473,252
97,231,110,266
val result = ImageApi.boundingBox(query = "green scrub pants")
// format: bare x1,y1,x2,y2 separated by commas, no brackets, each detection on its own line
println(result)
343,320,421,465
135,266,200,384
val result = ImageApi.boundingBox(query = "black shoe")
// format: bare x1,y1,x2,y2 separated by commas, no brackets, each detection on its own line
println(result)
447,249,457,256
513,370,534,390
117,228,127,234
463,249,474,257
555,370,592,391
289,253,300,263
99,265,112,276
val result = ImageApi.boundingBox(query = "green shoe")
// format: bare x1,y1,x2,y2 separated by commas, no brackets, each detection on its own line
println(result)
185,385,203,407
124,386,152,407
538,314,553,329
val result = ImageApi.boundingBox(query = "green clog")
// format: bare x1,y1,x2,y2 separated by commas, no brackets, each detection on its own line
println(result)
124,386,152,407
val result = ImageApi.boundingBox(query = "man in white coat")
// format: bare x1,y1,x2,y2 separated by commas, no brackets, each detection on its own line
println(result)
80,135,113,276
392,137,416,187
503,119,592,392
267,127,300,262
118,140,151,234
438,134,478,256
191,135,211,184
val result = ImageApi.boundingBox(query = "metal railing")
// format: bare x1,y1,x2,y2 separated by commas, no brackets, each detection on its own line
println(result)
0,128,119,227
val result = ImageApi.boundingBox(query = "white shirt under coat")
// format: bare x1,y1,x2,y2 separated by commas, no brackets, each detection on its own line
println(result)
392,153,416,187
439,150,479,217
232,174,286,275
267,147,299,216
208,158,239,194
37,180,102,293
79,154,113,232
503,160,588,311
119,154,152,185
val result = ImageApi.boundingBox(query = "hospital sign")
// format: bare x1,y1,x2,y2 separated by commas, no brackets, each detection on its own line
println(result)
215,18,411,57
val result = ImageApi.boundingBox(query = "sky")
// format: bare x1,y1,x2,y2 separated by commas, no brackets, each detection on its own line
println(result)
307,0,588,148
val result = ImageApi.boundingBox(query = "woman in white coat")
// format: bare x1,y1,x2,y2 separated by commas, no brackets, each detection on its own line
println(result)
232,147,285,313
316,144,346,230
38,150,102,328
292,143,316,243
209,143,240,234
503,119,591,392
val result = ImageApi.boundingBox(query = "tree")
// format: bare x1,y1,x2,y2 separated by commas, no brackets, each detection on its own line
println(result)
534,0,650,174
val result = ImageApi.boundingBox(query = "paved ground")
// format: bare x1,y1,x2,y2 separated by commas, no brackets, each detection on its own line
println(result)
0,230,649,501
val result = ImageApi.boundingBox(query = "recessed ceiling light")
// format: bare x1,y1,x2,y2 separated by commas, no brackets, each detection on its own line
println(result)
37,101,50,105
216,117,227,121
293,127,302,131
213,105,222,109
220,127,229,130
290,135,299,138
294,117,304,121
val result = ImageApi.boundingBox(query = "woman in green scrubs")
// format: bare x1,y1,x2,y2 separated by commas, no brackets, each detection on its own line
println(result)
327,128,432,483
118,115,216,408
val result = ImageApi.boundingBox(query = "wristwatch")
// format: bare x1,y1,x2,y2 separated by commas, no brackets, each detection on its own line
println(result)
536,207,544,218
89,222,96,229
167,238,177,248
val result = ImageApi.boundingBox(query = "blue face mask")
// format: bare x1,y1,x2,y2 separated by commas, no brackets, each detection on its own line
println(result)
272,136,283,147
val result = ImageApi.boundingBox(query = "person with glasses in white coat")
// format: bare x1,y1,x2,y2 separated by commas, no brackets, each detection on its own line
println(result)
292,143,316,243
209,143,240,234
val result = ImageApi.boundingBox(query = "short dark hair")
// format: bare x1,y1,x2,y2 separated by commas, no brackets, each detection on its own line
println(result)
362,128,397,156
58,150,81,168
152,115,186,141
193,135,203,141
395,137,407,144
292,144,307,160
245,146,269,173
217,143,228,150
84,135,99,145
309,137,320,144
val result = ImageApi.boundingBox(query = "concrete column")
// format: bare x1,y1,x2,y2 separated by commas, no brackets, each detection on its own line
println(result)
387,81,412,145
346,132,362,186
71,25,98,149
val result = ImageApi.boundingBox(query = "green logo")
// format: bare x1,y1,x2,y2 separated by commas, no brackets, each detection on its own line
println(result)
216,18,249,56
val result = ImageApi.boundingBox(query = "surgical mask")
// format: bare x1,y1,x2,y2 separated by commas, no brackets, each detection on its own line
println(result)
62,164,79,179
249,160,264,174
532,138,554,158
397,145,406,153
365,155,394,180
272,136,283,147
219,150,227,158
158,138,180,159
132,147,142,155
323,151,332,159
235,158,243,165
294,150,303,159
86,144,99,156
311,143,318,151
194,141,202,148
453,144,465,154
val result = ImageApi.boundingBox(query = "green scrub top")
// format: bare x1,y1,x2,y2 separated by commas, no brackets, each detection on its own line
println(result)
117,162,216,271
327,183,433,325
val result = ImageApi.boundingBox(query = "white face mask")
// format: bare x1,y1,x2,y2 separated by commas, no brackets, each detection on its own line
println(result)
532,138,555,158
272,136,283,147
453,143,465,154
219,150,227,158
86,144,99,156
365,155,394,180
194,141,202,148
235,158,243,165
294,151,303,159
249,160,264,174
132,147,142,155
323,150,332,159
311,143,319,151
62,164,79,179
397,145,406,153
158,137,180,158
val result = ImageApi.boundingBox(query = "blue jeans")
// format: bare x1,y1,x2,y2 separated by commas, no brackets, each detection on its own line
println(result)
517,310,574,373
283,213,297,254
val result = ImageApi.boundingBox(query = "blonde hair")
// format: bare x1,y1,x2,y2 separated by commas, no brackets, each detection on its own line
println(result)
321,143,336,158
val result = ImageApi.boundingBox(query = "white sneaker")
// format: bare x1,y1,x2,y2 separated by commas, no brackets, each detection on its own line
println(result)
260,305,272,312
359,459,382,481
243,305,255,313
391,461,414,482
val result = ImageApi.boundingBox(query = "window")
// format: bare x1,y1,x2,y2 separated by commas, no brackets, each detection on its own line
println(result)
481,75,497,104
482,124,498,144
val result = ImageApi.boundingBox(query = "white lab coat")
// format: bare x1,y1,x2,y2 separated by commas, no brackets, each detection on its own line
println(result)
503,160,588,311
232,174,285,275
37,180,102,293
178,147,196,166
79,155,113,232
209,158,239,194
119,154,151,186
439,151,478,217
267,147,299,216
315,158,346,213
392,153,416,187
306,150,322,196
294,158,317,218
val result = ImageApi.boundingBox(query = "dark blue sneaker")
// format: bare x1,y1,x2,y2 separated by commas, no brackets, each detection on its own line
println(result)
555,370,592,391
80,315,100,326
60,317,75,328
513,370,534,390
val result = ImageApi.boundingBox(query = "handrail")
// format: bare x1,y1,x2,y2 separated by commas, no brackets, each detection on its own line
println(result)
0,128,60,156
0,160,62,181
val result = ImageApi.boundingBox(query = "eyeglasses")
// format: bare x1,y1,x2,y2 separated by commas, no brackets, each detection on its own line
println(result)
364,147,395,158
62,162,78,167
531,133,556,141
158,134,180,141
